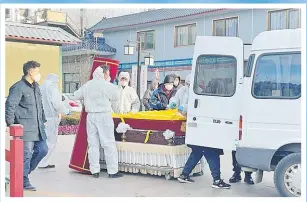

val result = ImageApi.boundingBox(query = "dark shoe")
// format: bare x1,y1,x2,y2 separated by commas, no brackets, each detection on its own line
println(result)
177,174,194,183
108,172,123,178
212,179,231,189
244,176,255,185
229,173,242,183
93,173,100,178
23,184,36,191
39,165,55,169
192,171,204,177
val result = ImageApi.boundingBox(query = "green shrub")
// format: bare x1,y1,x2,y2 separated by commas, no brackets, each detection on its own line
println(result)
60,112,81,126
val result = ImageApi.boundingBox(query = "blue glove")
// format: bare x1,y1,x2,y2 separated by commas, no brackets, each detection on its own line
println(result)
169,102,177,109
178,106,184,112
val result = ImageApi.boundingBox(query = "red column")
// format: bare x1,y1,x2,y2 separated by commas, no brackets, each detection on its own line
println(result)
9,124,24,197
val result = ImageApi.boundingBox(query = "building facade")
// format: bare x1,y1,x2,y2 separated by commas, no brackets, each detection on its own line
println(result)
5,22,80,96
87,8,301,82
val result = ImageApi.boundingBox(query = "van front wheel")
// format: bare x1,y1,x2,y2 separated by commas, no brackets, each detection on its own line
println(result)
274,153,301,197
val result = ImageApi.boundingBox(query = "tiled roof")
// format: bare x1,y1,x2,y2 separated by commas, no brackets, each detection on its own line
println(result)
5,22,81,45
90,8,224,31
61,39,116,53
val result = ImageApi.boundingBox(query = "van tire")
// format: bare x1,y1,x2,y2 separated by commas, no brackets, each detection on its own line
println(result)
274,153,301,197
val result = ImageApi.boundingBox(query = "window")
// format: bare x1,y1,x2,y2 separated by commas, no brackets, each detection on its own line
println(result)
268,9,300,30
175,23,197,46
244,54,255,77
138,30,155,50
213,17,238,37
194,55,237,97
64,73,81,93
5,9,10,19
252,52,301,99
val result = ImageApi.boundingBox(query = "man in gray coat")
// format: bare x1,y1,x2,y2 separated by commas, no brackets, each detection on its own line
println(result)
5,61,48,191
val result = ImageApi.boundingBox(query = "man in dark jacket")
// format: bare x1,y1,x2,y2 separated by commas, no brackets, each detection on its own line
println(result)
149,75,177,110
5,61,48,191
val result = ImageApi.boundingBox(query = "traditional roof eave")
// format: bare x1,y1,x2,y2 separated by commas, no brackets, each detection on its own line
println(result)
62,49,116,57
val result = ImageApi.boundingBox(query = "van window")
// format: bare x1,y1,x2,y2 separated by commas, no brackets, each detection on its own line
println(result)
244,54,255,77
194,55,237,97
252,52,301,99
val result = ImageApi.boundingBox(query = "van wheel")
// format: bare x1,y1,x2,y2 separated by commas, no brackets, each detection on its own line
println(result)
274,153,301,197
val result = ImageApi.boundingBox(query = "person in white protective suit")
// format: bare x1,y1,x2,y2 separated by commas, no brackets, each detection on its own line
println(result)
169,74,191,115
117,72,140,114
71,65,123,178
38,74,70,169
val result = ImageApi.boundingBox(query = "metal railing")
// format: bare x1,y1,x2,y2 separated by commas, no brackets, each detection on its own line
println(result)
36,9,81,37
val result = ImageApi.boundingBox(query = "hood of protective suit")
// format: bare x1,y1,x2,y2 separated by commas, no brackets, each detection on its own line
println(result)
92,67,105,80
118,72,130,81
44,74,59,87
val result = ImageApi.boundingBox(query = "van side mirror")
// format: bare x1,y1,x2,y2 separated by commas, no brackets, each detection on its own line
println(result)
244,54,255,78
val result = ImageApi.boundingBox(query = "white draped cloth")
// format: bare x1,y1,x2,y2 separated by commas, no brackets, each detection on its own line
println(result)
100,142,205,178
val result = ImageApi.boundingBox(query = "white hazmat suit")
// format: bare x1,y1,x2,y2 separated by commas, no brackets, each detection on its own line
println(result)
38,74,70,168
72,67,120,175
117,72,140,114
169,74,191,115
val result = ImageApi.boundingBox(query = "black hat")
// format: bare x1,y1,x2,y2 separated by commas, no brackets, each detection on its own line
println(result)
164,75,175,84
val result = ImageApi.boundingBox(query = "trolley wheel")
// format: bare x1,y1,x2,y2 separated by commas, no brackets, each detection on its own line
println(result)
165,173,172,180
193,171,204,177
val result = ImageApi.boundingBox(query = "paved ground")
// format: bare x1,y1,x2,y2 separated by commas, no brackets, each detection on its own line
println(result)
6,135,279,197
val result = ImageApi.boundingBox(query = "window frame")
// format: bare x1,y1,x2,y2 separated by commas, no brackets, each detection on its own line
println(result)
63,73,81,93
244,54,255,78
137,30,155,51
193,54,238,97
251,51,301,100
174,23,197,47
267,9,301,31
212,16,239,37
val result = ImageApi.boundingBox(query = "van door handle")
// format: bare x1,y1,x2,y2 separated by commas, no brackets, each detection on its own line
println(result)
194,99,199,108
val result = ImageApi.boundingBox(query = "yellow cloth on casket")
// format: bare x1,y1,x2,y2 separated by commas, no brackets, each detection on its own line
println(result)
112,109,186,121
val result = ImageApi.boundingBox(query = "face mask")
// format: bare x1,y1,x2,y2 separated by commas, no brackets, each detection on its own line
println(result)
174,80,179,86
120,81,128,87
165,84,173,91
33,73,41,82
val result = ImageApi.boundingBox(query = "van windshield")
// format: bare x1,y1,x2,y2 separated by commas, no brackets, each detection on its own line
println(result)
194,55,237,97
252,52,301,99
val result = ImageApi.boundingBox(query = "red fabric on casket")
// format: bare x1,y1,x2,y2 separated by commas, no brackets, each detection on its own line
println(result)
113,118,186,136
69,57,119,174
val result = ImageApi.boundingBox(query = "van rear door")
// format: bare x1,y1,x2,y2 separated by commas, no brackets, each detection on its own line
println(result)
186,36,243,151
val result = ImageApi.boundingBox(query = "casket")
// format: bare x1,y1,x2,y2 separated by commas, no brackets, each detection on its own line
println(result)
69,109,205,178
117,129,186,145
113,109,187,145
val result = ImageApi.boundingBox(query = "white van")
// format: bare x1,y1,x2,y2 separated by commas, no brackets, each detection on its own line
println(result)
186,29,301,197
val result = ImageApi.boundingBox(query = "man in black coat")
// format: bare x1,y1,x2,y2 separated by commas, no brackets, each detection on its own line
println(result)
5,61,48,191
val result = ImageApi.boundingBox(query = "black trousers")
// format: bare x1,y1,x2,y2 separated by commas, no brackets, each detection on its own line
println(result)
232,151,252,177
183,145,223,181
